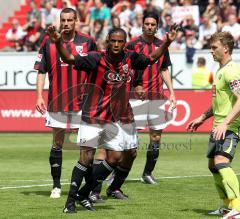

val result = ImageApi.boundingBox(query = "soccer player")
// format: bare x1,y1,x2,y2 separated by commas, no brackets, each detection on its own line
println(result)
89,13,177,202
46,23,178,213
187,32,240,219
34,8,97,199
127,12,176,184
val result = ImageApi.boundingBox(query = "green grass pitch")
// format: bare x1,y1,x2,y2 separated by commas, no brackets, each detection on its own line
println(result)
0,133,240,219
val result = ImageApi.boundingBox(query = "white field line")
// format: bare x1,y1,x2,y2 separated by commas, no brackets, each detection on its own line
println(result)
0,174,216,190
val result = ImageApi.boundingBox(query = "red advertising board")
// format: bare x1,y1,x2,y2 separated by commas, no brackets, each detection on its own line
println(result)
0,90,213,132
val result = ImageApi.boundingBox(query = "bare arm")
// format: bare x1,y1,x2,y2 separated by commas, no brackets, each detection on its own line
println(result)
149,23,178,63
186,106,213,131
36,73,47,114
161,68,176,109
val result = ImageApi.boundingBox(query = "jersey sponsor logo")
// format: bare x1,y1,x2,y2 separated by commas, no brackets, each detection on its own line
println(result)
229,80,240,91
36,54,42,62
104,71,132,84
76,46,87,56
212,84,216,97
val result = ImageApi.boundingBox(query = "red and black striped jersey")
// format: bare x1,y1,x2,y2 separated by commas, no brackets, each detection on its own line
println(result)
126,36,171,99
34,32,97,112
74,50,150,124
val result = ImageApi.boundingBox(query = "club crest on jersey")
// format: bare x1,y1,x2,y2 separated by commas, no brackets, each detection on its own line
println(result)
104,70,131,84
36,53,42,62
229,80,240,91
122,64,128,73
218,74,222,80
76,46,87,56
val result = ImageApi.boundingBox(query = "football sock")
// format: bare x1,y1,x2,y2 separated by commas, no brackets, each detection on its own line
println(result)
216,163,240,210
108,166,130,191
91,160,103,194
66,161,87,204
49,147,62,188
143,141,159,175
209,167,227,201
78,160,114,198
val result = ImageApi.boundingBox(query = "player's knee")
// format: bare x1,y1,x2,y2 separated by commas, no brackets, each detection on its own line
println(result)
150,135,161,142
126,149,137,160
80,149,95,166
53,140,63,149
214,155,231,165
107,153,122,166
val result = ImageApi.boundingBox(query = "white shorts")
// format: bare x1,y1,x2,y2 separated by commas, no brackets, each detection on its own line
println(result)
45,111,82,129
130,99,173,130
77,121,138,151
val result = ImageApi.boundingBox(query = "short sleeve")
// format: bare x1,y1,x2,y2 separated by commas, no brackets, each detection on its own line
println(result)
161,50,172,69
224,64,240,92
34,40,47,74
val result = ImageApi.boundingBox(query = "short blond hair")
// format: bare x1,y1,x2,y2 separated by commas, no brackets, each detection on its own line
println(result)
209,32,235,54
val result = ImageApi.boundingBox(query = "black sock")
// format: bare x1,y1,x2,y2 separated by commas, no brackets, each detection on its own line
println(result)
66,162,88,204
78,160,114,198
91,160,103,194
108,166,130,191
143,142,159,175
49,147,62,188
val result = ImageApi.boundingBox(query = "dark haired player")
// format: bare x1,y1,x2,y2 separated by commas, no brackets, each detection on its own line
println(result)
34,7,97,198
47,24,178,213
126,12,176,184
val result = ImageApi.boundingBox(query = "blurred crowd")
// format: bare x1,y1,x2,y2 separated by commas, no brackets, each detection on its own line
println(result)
4,0,240,56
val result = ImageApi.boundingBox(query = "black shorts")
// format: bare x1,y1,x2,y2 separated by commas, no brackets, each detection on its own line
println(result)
207,130,239,160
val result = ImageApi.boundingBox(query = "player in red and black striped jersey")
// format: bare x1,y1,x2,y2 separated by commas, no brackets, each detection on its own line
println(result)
34,8,97,199
47,24,178,213
126,12,176,185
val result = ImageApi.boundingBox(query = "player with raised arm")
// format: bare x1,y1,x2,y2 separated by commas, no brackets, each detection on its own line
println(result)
47,23,178,213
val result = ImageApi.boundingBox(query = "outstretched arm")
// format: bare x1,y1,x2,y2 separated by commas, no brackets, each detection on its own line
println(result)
149,23,179,63
46,26,74,64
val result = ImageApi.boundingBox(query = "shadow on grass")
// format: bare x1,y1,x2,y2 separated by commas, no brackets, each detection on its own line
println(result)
21,190,68,197
180,208,216,217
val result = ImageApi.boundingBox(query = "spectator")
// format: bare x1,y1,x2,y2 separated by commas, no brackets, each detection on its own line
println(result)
126,0,143,25
198,14,217,49
91,19,108,50
27,1,42,24
130,12,143,38
222,14,240,47
143,0,161,18
192,57,213,89
60,0,76,9
217,0,237,30
89,0,111,28
112,1,131,28
5,19,26,51
76,0,90,26
23,18,45,51
41,0,60,29
111,15,121,28
202,0,218,23
180,15,199,63
157,13,173,39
